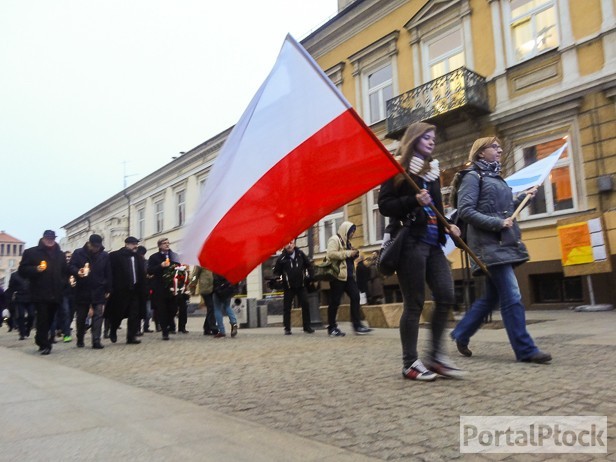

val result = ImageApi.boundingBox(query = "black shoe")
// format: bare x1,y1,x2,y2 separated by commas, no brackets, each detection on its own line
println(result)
109,331,117,343
40,347,51,355
456,342,472,357
231,324,238,338
179,329,189,334
127,339,141,344
284,329,292,335
303,327,315,334
169,330,177,335
19,335,25,341
144,329,154,333
162,334,169,341
77,341,85,348
521,351,552,364
92,343,104,349
136,331,143,337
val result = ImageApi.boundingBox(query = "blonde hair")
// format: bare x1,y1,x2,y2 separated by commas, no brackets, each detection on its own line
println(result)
468,136,502,163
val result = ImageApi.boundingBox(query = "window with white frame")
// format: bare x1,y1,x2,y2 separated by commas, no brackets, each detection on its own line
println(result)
425,27,466,113
509,0,558,63
365,63,393,124
514,136,576,218
154,201,164,234
176,190,186,227
318,208,344,252
367,186,386,244
137,208,145,239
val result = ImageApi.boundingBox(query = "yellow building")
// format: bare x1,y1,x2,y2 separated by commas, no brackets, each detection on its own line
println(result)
302,0,616,308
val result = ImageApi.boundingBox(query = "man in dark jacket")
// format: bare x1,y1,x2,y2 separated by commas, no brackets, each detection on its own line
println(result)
18,229,68,355
6,270,34,340
68,234,112,349
108,236,145,344
273,239,314,335
148,237,184,340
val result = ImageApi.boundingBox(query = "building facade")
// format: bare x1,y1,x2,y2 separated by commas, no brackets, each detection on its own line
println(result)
0,232,24,289
64,0,616,307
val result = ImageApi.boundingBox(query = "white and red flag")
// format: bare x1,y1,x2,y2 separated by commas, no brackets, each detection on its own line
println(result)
182,35,400,282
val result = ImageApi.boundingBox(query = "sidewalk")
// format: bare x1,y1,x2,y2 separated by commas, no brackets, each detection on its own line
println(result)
0,309,614,461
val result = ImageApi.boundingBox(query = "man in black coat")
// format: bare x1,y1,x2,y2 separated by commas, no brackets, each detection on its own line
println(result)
18,230,68,355
108,236,145,344
273,239,315,335
68,234,112,349
147,237,185,340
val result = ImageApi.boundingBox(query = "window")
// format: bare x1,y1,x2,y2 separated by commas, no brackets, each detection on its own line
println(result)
154,201,164,234
137,208,145,239
366,64,393,124
531,273,583,303
318,208,344,252
510,0,558,63
0,244,3,255
176,190,186,227
367,187,386,244
425,28,466,113
514,137,575,218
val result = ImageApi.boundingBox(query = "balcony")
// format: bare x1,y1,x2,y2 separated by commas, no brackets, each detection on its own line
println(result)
386,67,490,139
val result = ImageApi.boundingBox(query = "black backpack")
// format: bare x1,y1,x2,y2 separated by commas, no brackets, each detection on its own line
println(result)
449,168,485,248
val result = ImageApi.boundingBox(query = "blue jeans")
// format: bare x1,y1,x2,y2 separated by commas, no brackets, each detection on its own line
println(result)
451,264,539,361
213,293,237,335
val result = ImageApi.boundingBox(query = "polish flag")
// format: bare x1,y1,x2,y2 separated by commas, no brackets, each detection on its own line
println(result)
182,35,400,282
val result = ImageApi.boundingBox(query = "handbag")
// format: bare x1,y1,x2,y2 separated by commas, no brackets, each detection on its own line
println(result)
312,257,341,282
377,225,409,276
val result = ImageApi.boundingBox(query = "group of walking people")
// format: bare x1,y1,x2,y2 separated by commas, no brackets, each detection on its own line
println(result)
7,122,551,380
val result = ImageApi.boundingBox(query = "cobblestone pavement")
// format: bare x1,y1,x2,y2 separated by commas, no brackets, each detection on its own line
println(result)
1,310,614,461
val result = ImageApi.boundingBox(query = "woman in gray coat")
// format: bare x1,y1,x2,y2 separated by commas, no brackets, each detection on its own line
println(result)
450,137,551,364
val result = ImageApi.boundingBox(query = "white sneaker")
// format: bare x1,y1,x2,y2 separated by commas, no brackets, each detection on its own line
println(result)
402,359,437,381
426,354,466,379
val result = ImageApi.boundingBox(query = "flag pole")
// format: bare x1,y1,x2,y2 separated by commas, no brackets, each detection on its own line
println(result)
511,194,532,221
396,169,490,276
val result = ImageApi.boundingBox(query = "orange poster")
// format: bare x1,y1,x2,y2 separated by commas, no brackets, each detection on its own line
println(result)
557,222,593,266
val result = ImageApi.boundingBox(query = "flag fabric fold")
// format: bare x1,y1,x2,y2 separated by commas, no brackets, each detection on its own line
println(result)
505,142,568,193
182,34,400,282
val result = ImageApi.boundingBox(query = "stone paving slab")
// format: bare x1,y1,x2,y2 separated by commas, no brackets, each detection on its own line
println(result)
0,309,614,461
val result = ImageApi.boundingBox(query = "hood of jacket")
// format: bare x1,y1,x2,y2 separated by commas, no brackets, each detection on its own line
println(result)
337,221,356,247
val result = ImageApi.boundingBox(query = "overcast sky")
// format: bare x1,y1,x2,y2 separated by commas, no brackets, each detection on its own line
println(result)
1,0,338,248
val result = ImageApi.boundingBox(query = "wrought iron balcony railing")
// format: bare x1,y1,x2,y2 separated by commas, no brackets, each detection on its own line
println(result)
386,67,490,138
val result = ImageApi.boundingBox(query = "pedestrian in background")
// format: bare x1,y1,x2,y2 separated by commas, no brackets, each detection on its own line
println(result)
326,221,372,337
450,137,551,364
69,234,112,349
379,122,463,381
18,230,68,355
190,265,218,336
273,239,315,335
6,270,34,341
212,274,238,338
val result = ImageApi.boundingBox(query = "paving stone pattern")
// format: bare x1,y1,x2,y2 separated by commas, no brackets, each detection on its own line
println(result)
1,311,614,461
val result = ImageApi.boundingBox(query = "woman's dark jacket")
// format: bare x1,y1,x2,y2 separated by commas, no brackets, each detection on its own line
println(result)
457,162,530,274
378,173,449,245
18,241,68,303
68,244,112,305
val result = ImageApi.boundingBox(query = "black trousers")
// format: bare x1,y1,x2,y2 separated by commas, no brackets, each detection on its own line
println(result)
152,291,186,335
283,286,311,331
200,293,218,334
33,302,59,349
327,277,362,330
110,289,140,341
